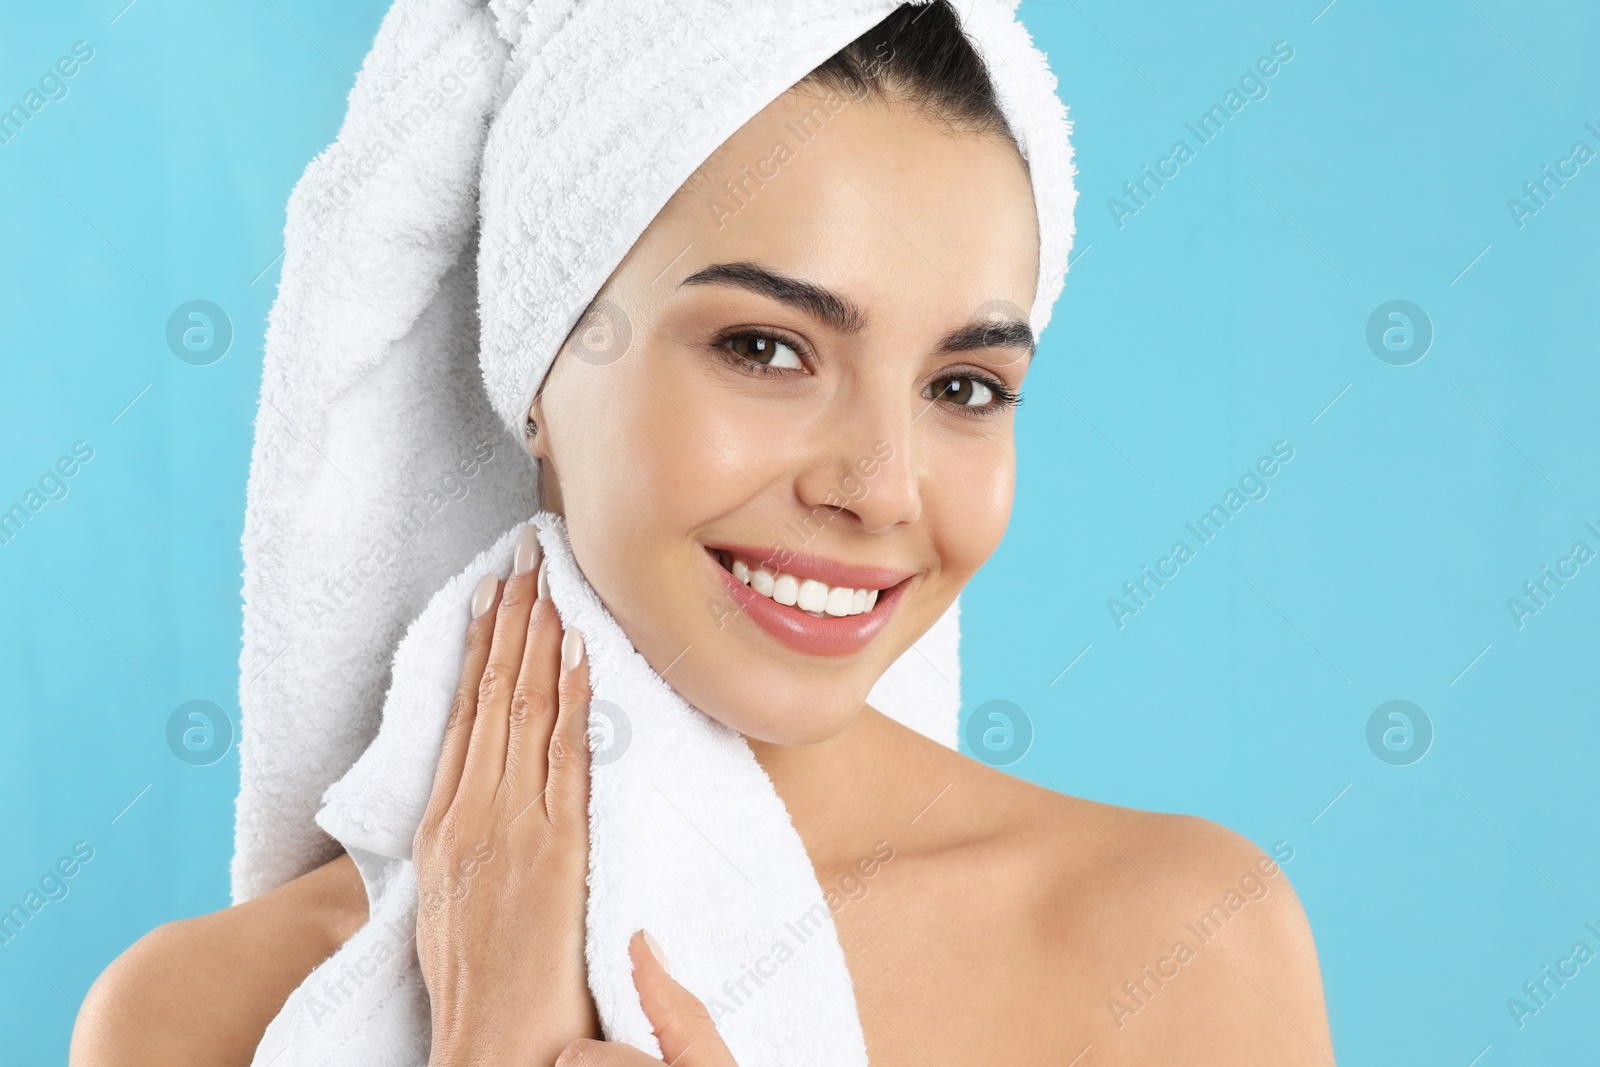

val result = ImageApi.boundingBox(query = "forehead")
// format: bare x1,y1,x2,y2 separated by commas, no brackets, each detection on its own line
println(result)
645,88,1040,322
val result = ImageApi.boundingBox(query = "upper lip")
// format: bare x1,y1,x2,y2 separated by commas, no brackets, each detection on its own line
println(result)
708,543,917,592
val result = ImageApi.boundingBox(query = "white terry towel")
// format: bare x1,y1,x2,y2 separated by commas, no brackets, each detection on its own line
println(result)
233,0,1076,1063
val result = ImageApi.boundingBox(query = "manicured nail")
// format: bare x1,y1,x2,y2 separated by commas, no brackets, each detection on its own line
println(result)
536,557,550,600
640,929,670,974
470,573,498,618
560,627,585,671
513,525,542,575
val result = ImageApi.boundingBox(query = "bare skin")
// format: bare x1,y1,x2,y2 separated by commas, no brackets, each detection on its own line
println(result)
72,82,1335,1066
73,566,1331,1067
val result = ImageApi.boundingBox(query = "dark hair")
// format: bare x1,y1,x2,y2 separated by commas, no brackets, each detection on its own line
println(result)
798,1,1019,149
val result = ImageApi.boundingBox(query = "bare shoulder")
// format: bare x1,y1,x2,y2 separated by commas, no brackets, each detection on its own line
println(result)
881,729,1334,1064
1010,778,1334,1064
1030,795,1334,1063
71,852,369,1067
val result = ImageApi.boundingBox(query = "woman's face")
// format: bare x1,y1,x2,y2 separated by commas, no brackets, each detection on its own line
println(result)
529,85,1040,746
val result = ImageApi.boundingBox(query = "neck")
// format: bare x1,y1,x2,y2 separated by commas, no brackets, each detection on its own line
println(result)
746,706,911,870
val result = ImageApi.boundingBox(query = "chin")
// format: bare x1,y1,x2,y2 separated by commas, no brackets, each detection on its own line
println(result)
677,539,925,745
693,675,869,747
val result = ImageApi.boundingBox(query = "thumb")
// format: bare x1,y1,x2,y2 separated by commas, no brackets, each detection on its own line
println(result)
630,930,737,1066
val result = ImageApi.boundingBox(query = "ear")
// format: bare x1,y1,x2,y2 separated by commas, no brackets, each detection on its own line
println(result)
524,394,565,514
524,394,549,460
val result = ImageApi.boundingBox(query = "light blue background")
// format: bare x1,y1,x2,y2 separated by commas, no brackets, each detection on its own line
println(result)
3,1,1595,1063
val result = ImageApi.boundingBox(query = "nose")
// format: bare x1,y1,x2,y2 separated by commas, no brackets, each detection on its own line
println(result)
793,389,923,535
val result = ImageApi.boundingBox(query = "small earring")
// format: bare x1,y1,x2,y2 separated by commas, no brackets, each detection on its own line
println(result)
524,415,538,438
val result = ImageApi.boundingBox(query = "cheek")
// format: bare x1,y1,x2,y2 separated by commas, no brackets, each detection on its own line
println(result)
923,429,1015,579
607,365,777,526
602,350,810,528
547,345,787,597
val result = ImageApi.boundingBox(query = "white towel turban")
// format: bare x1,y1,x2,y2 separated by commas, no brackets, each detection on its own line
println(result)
233,0,1075,1062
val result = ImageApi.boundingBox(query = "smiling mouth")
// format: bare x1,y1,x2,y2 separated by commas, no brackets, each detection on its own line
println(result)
711,548,889,618
701,544,914,657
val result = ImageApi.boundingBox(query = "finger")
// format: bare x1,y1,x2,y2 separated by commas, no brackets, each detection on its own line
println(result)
504,556,564,820
421,571,501,828
553,1038,660,1066
544,625,592,832
459,526,542,809
630,931,737,1067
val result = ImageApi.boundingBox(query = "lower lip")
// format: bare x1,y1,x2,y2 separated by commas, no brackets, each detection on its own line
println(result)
706,548,909,657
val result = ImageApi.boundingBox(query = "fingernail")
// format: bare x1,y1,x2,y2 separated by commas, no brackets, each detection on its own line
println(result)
561,627,585,671
513,525,542,575
536,557,550,600
470,573,498,618
640,929,670,974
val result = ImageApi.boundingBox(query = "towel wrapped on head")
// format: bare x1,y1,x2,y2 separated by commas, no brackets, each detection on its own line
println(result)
234,1,1075,1062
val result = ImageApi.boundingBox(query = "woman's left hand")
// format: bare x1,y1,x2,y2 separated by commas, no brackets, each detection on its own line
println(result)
555,931,738,1067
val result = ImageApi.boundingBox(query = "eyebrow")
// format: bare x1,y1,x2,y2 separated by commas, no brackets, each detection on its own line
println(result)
678,261,1036,360
937,318,1036,359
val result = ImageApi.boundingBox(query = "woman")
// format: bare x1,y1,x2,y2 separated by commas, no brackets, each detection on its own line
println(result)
72,4,1333,1064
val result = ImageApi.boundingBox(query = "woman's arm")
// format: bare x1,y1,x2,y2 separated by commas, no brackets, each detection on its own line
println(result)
69,850,369,1067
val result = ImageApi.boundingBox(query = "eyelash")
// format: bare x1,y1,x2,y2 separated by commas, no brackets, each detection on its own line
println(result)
712,329,1024,418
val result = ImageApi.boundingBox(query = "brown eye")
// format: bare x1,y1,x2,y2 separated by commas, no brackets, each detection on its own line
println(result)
928,377,996,407
726,333,803,369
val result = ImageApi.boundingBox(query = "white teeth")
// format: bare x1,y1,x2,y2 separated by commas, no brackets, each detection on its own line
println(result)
750,567,775,597
796,578,828,613
718,551,884,617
